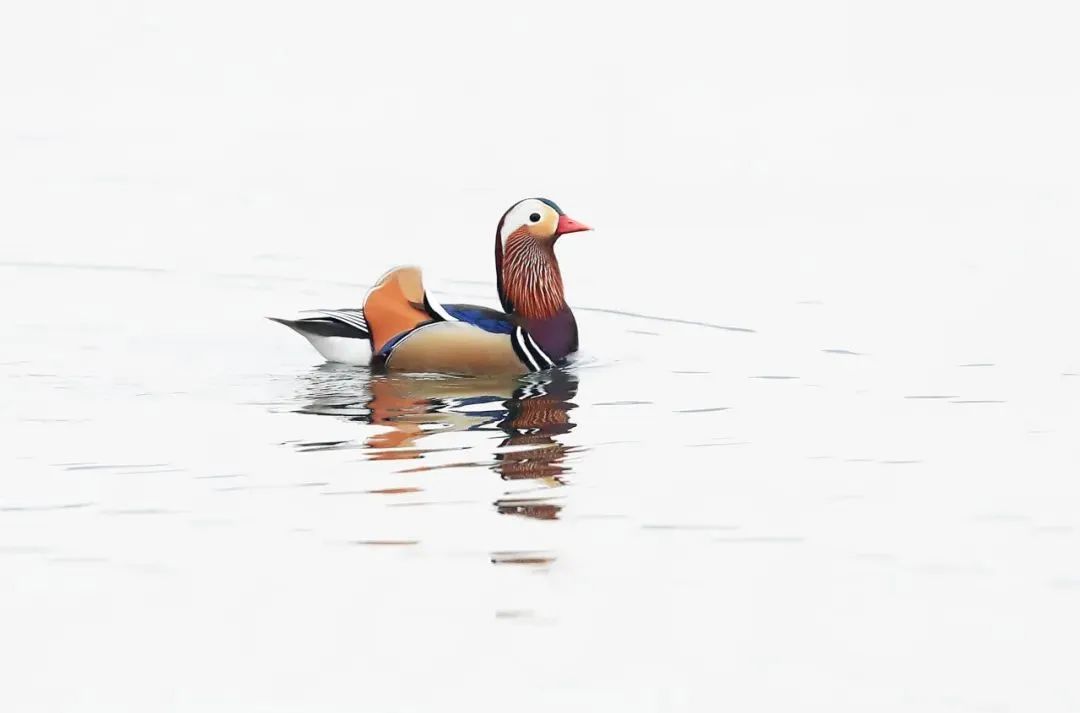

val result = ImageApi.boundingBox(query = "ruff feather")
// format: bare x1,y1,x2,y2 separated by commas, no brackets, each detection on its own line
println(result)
500,227,566,320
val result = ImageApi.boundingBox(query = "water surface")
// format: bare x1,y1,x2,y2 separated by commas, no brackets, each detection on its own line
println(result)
3,258,1079,712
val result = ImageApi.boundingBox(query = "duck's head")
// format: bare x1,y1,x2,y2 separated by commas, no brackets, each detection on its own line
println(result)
495,198,591,319
496,198,591,244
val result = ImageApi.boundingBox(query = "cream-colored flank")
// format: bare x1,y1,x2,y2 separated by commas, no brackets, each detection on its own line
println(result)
385,321,527,375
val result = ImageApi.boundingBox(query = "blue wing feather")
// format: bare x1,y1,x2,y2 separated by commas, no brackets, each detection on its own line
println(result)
376,303,515,361
442,304,515,334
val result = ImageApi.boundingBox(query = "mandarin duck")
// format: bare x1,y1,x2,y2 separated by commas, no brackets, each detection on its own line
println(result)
271,198,590,375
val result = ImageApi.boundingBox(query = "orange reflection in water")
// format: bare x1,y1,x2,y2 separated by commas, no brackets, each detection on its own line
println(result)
296,368,579,520
361,371,578,481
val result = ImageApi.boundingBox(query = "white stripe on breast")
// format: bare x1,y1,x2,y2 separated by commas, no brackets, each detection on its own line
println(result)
514,327,540,371
523,332,554,369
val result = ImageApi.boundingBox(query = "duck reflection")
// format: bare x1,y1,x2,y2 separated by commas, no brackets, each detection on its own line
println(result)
296,366,579,483
492,375,577,481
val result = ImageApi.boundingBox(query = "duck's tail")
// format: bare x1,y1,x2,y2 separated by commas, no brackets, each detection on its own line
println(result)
270,266,453,365
268,309,372,365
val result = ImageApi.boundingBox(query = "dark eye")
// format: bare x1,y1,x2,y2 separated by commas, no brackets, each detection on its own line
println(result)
529,212,541,223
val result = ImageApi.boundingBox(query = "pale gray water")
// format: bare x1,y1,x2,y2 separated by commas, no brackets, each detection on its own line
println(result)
3,1,1080,710
3,257,1079,712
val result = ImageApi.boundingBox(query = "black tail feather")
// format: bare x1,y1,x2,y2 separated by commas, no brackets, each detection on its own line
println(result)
268,316,370,339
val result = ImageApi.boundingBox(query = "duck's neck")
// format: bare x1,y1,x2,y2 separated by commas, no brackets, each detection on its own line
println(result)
496,228,568,321
495,227,579,360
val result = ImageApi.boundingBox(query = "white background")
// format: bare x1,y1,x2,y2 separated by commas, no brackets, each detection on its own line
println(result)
2,1,1079,711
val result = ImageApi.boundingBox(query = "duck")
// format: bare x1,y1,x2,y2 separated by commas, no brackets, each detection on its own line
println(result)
270,198,591,375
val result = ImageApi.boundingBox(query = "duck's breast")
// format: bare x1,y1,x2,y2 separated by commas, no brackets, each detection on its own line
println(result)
525,308,579,363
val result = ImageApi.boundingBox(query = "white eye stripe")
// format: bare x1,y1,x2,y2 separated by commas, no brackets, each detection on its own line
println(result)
500,199,551,241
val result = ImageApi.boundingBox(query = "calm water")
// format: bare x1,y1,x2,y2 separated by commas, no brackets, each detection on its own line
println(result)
3,257,1078,712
